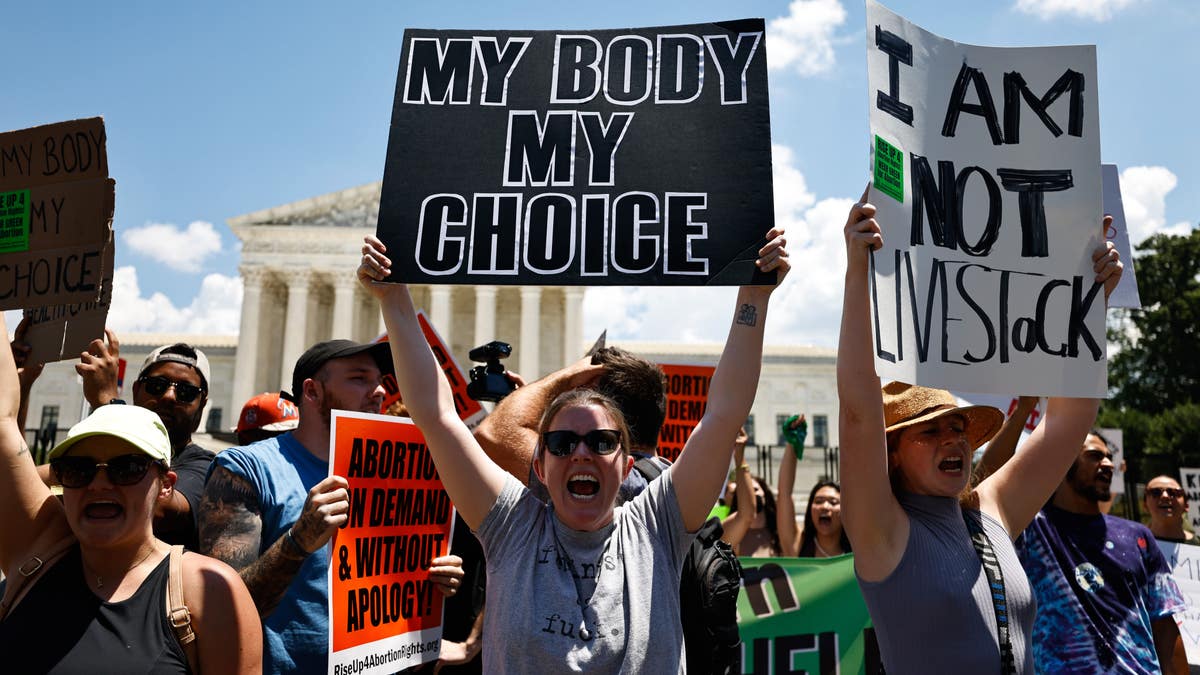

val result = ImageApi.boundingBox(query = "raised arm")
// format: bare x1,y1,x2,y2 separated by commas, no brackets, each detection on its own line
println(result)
836,191,909,582
359,237,509,529
0,314,68,574
719,432,754,551
473,357,603,483
972,396,1038,485
672,228,789,531
975,225,1122,538
11,317,44,436
776,416,805,556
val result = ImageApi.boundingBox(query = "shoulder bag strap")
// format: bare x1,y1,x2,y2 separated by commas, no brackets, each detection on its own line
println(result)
166,545,198,667
0,533,77,622
962,510,1017,675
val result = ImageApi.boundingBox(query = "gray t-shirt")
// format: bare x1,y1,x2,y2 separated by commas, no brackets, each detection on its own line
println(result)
476,469,694,673
857,492,1035,675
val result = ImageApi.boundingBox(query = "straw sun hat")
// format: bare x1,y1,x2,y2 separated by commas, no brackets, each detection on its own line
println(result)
882,382,1004,450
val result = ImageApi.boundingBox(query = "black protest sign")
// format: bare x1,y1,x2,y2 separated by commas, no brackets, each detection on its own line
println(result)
0,118,113,311
377,20,775,286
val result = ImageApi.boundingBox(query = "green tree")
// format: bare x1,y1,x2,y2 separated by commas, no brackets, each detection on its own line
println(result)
1103,228,1200,504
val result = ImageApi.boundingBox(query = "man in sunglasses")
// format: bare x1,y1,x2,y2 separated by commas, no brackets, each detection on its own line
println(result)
1145,475,1197,545
1016,430,1188,674
71,333,215,553
198,339,464,675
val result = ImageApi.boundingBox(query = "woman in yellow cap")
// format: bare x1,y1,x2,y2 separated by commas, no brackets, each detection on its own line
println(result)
837,190,1123,674
0,316,262,673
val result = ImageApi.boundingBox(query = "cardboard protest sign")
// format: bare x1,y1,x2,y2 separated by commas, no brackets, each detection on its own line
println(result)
329,411,455,674
1101,164,1142,309
1182,468,1200,532
373,312,486,428
737,555,877,674
865,1,1105,396
657,362,715,463
22,235,113,363
0,118,113,310
377,20,775,287
1156,541,1200,668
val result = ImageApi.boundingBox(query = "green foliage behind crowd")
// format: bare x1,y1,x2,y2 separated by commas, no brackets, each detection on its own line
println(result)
1100,228,1200,493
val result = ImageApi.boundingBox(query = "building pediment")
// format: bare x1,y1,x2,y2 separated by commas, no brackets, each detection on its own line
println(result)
228,181,381,231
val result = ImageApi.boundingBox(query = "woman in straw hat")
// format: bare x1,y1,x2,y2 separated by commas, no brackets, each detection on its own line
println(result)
837,190,1123,674
0,316,262,673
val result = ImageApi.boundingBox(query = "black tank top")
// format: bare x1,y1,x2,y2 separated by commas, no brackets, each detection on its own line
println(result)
0,545,190,674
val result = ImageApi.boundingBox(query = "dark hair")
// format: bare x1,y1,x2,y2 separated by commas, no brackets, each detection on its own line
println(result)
1065,429,1114,482
729,475,782,556
536,389,632,461
798,481,852,557
591,347,666,452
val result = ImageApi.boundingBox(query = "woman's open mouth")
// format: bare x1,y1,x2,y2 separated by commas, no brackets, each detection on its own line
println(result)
567,474,599,500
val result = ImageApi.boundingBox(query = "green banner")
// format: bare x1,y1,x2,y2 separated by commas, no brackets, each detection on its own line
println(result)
735,555,877,674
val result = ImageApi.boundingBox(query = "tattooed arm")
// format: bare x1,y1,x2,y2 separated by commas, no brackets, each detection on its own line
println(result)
672,228,789,531
199,466,311,617
0,313,69,573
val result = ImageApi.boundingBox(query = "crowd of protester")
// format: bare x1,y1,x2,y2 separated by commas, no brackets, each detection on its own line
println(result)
0,196,1195,675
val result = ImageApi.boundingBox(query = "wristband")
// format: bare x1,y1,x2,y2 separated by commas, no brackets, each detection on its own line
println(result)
737,463,751,473
283,528,311,559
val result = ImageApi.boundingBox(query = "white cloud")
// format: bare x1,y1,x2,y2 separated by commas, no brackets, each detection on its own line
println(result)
1014,0,1142,21
1119,166,1192,246
767,0,847,76
122,220,223,273
583,143,854,348
107,266,242,335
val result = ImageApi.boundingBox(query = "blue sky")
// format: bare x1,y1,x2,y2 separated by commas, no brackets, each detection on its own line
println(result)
2,0,1194,347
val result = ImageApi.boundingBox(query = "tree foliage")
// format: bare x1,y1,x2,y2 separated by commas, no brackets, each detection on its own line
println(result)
1103,228,1200,493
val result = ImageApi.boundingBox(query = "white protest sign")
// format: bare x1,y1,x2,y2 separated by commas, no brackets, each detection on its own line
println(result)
1182,468,1200,531
1102,164,1141,308
1098,427,1124,495
1157,540,1200,667
866,0,1105,397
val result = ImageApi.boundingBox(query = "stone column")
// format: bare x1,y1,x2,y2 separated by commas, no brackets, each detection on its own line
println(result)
474,285,497,347
563,287,585,366
232,266,267,411
330,271,357,339
519,287,542,378
280,269,311,393
429,286,453,345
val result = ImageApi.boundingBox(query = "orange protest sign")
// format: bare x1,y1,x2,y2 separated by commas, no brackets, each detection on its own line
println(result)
657,363,716,463
372,312,485,428
328,411,455,673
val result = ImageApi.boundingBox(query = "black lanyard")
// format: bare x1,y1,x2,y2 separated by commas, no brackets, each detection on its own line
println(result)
963,510,1017,675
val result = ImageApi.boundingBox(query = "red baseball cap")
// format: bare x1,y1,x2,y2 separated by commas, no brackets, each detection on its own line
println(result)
236,392,300,434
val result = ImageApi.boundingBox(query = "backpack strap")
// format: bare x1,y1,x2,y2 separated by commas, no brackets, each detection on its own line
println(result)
962,510,1016,675
633,456,665,481
166,545,197,666
0,532,76,622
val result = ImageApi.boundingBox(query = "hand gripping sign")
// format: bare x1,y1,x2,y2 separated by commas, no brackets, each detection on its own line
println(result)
328,412,456,674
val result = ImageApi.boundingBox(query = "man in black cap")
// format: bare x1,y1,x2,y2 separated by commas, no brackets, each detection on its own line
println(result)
197,338,392,674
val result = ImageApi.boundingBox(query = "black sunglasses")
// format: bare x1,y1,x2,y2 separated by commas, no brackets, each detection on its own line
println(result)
542,429,622,457
51,454,165,489
138,375,204,403
1148,487,1186,499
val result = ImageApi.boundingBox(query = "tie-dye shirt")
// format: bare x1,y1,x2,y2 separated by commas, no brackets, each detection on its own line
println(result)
1017,505,1186,674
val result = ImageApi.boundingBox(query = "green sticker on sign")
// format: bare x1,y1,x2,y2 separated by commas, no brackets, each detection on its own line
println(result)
873,135,904,203
0,189,31,253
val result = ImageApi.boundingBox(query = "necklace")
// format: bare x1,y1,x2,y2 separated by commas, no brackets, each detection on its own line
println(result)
84,545,158,589
814,539,840,558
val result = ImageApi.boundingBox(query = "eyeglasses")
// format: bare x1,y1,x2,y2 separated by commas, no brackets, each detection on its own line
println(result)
51,454,164,488
542,429,621,457
138,376,204,404
1147,487,1186,500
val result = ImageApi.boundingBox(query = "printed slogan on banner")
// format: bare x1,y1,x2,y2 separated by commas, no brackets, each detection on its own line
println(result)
657,363,715,463
328,411,455,674
865,0,1105,396
377,20,775,286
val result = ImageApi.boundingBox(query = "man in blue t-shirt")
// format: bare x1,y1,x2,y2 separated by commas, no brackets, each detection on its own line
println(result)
1017,430,1186,674
199,339,406,674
